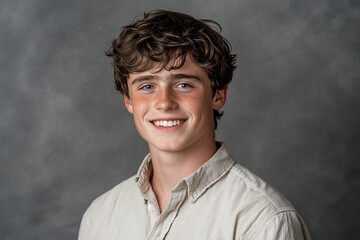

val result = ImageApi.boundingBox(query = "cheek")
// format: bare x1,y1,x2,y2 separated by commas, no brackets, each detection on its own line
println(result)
131,95,150,113
181,92,213,114
131,96,150,134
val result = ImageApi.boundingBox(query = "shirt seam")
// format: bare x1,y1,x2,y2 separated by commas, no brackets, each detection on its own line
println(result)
229,166,293,212
246,209,298,240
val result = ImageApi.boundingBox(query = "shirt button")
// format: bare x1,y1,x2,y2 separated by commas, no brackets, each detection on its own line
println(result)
147,203,155,212
192,192,198,198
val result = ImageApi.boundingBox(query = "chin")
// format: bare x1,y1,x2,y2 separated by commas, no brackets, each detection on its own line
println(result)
150,139,189,153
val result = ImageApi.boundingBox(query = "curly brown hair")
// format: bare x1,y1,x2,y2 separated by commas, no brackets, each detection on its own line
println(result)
106,10,236,129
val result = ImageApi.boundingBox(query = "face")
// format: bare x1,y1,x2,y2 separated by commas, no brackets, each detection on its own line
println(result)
124,56,227,154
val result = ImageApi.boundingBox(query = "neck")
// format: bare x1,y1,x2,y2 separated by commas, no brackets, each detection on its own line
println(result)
149,137,218,212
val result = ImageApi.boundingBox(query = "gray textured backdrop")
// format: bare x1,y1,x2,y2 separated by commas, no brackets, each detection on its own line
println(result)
1,0,359,239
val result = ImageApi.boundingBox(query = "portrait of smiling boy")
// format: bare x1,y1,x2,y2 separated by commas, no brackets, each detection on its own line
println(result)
125,56,227,212
79,10,311,240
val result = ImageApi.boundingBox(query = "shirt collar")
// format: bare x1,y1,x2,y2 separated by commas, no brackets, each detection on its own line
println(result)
135,142,235,203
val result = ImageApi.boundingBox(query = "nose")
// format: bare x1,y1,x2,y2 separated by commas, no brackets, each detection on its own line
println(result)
154,88,178,111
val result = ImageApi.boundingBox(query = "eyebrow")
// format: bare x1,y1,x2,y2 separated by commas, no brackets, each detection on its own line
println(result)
131,75,158,85
170,74,201,81
131,73,201,85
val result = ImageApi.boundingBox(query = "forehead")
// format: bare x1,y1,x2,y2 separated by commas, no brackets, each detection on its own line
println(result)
128,56,209,83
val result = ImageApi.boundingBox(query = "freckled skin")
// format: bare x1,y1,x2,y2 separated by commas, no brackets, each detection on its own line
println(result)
124,56,227,156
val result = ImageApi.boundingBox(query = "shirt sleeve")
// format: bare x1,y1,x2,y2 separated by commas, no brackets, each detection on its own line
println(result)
249,211,311,240
78,207,91,240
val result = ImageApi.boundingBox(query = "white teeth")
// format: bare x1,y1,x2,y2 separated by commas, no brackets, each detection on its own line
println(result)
154,120,184,127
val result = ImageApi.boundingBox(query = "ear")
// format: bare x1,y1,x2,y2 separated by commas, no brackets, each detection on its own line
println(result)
212,86,228,110
124,94,134,114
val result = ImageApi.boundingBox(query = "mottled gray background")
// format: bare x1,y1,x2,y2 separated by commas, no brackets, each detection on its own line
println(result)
1,0,359,239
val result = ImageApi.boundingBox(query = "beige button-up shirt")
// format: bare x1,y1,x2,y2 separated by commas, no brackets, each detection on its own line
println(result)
79,143,311,239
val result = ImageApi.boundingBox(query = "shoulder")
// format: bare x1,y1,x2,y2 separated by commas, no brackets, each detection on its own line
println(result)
84,175,138,217
79,176,143,240
248,210,311,240
220,162,310,238
228,163,295,213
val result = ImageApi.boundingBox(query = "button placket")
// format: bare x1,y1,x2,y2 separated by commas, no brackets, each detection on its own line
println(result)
146,189,186,240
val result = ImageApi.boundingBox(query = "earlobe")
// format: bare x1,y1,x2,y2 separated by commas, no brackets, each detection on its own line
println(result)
213,86,228,111
124,95,134,114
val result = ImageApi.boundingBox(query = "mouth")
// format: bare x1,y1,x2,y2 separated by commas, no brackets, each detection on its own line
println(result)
151,119,186,127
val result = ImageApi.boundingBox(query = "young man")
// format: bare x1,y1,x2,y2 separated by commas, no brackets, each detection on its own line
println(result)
79,10,311,239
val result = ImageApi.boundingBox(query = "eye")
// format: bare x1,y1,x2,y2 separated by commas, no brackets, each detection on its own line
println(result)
177,83,192,88
140,84,154,90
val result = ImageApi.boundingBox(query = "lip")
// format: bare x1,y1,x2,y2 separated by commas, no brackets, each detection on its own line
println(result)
149,117,187,121
150,119,187,131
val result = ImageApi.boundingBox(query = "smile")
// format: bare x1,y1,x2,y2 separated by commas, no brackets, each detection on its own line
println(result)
152,120,185,127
